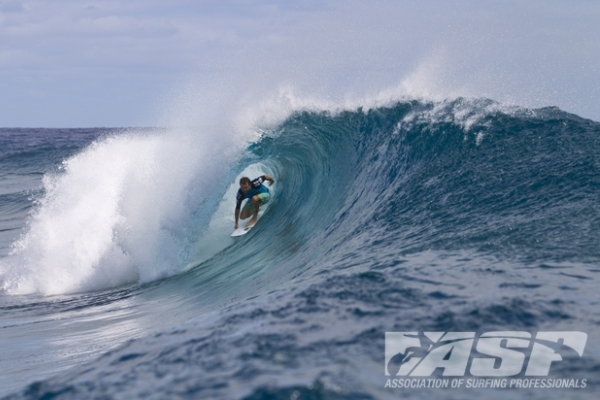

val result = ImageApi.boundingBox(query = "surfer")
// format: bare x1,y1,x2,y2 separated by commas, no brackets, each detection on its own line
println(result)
235,174,274,229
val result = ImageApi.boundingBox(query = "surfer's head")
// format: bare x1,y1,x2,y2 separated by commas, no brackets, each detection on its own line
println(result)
239,177,251,193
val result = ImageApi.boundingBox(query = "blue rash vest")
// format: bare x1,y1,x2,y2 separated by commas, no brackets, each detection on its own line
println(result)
235,176,270,209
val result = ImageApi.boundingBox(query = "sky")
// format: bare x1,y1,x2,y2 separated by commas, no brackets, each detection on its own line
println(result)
1,0,599,127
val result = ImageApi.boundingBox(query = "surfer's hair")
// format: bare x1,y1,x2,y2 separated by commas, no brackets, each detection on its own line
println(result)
239,177,251,186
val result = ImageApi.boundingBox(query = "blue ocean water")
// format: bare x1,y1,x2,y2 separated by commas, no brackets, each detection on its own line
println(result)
0,98,599,399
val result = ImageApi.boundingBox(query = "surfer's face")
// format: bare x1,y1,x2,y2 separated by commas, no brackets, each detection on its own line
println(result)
240,182,251,193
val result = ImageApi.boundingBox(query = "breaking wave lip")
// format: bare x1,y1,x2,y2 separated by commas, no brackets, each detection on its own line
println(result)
0,124,245,295
1,95,598,297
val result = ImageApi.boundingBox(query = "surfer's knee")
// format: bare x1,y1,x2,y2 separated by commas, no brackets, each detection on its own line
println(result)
252,195,260,204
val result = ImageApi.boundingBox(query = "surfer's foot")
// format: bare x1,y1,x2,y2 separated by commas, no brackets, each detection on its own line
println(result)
247,218,257,227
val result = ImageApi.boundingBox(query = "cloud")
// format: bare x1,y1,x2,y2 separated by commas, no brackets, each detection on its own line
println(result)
0,0,24,13
1,0,600,126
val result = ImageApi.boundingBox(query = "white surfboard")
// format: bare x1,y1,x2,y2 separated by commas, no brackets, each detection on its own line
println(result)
231,225,255,237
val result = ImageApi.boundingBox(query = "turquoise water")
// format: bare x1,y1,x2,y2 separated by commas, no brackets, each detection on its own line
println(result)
1,98,599,399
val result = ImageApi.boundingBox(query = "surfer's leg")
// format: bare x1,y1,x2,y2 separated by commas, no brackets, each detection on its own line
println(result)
247,193,270,227
240,201,253,219
247,195,260,227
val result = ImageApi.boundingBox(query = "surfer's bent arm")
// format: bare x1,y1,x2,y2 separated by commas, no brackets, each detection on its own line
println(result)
262,174,275,186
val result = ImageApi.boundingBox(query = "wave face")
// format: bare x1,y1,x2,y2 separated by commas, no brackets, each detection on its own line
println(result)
1,99,600,399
